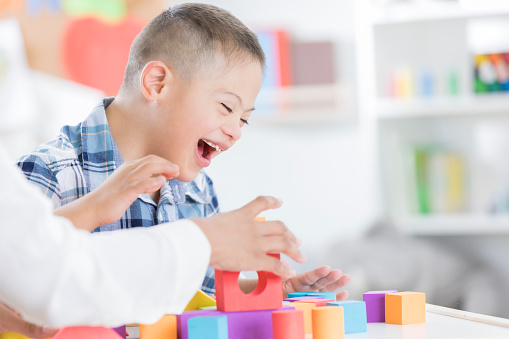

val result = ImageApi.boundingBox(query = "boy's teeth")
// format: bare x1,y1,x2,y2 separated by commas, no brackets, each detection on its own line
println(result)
203,139,222,152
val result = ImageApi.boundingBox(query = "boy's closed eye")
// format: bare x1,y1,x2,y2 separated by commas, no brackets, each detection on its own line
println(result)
221,103,249,126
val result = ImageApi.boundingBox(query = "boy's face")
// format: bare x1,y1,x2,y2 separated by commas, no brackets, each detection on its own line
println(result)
153,58,263,182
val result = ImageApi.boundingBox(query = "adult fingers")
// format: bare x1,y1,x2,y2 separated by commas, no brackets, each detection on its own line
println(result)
257,221,298,246
3,316,57,338
257,255,296,279
261,236,306,263
237,196,283,217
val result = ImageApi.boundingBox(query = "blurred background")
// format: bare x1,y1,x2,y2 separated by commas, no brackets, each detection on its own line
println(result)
2,0,509,318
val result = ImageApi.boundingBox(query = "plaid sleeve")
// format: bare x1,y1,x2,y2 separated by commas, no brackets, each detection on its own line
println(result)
16,153,62,208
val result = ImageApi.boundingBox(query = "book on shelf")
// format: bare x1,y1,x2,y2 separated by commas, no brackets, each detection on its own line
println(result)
401,146,467,215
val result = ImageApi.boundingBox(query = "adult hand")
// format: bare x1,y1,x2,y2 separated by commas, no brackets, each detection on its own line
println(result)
192,196,306,279
0,302,57,338
55,155,179,231
282,265,351,300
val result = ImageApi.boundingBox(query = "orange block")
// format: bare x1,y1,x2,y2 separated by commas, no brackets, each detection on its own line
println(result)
272,309,305,339
312,306,344,339
215,235,282,311
297,298,335,307
139,315,177,339
385,292,426,325
291,302,316,334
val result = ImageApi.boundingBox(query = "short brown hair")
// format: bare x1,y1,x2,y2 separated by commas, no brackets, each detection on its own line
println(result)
122,3,265,89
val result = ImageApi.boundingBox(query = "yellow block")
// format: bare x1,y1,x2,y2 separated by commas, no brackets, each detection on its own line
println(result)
140,314,177,339
385,291,426,325
291,302,316,334
0,333,29,339
184,290,217,312
312,306,344,339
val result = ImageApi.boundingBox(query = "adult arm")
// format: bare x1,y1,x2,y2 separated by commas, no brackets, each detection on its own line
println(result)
0,147,210,328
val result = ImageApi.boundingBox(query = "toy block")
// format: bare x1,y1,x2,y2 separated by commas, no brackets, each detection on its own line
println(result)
188,315,228,339
312,306,344,339
139,314,177,339
296,298,335,307
0,333,29,339
291,302,316,334
288,291,336,301
385,292,426,325
363,290,398,322
184,289,217,311
112,325,126,338
198,305,217,310
177,306,294,339
284,296,322,302
327,300,367,334
215,253,282,312
52,327,122,339
272,310,305,339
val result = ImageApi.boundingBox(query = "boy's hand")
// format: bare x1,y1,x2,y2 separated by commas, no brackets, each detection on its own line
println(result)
55,155,179,231
282,265,351,300
0,302,57,338
192,196,306,279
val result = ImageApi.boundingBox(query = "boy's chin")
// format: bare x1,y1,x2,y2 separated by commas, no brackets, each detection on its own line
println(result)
176,170,200,182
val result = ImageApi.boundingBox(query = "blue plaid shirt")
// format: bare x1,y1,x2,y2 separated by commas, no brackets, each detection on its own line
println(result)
16,98,218,295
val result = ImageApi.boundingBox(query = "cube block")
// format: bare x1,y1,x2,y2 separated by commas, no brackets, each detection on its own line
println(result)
291,302,316,334
363,290,398,323
327,300,367,334
188,316,228,339
385,292,426,325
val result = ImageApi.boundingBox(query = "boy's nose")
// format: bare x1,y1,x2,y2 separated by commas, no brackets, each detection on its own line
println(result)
222,117,242,142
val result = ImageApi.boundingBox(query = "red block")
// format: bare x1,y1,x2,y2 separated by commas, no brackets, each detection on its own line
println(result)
215,254,283,312
272,310,305,339
52,326,122,339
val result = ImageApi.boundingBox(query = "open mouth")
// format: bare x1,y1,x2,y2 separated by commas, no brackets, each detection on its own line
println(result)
196,139,223,166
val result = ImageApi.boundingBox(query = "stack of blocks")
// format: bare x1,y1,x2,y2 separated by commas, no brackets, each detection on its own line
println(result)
29,214,425,339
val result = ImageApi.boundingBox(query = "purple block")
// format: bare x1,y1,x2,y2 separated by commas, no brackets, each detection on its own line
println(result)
363,290,398,323
178,306,294,339
112,325,126,338
283,296,323,302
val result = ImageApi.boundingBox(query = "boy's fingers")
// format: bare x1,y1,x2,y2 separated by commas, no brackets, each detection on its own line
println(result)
317,274,351,292
297,266,333,286
261,236,306,263
238,196,283,217
131,157,179,180
132,175,167,193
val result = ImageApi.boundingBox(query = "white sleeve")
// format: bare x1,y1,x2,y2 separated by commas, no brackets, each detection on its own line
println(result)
0,146,211,328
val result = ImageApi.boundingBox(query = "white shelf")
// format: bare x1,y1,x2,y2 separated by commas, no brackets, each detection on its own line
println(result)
394,214,509,236
253,83,354,125
372,2,509,26
376,95,509,120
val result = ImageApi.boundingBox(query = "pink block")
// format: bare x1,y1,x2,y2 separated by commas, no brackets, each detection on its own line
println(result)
283,296,323,302
177,306,294,339
363,290,398,322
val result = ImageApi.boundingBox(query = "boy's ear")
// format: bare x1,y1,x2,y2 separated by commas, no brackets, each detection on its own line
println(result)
139,61,173,101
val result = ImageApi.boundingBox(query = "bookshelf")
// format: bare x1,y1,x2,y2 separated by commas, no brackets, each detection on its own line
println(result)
355,0,509,236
